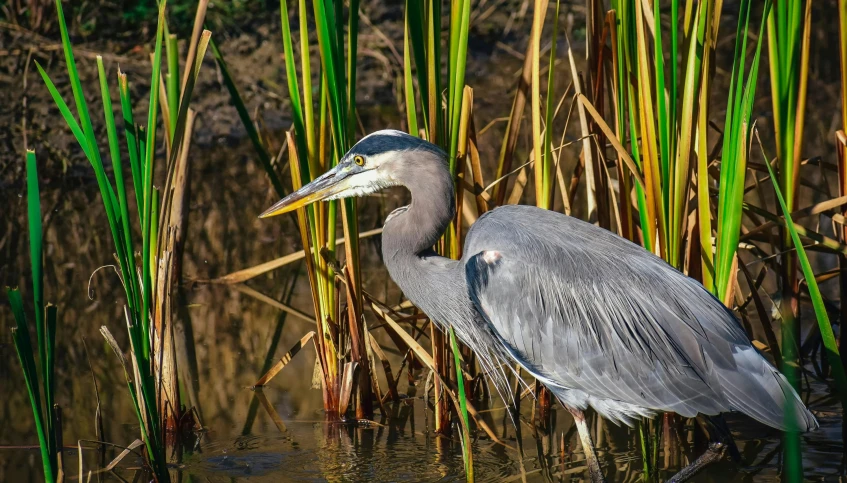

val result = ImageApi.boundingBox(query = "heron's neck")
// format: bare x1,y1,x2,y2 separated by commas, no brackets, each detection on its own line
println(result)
381,150,470,326
384,151,455,255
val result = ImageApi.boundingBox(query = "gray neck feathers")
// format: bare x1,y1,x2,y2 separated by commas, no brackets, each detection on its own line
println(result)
380,148,469,327
383,148,455,255
379,145,515,402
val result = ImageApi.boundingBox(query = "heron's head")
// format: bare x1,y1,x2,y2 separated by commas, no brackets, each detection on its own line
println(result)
259,129,447,218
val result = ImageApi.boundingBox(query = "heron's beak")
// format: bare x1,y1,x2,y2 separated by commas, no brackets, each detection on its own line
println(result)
259,164,352,218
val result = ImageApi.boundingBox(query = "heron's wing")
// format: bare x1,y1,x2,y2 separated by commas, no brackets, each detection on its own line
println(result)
463,206,815,430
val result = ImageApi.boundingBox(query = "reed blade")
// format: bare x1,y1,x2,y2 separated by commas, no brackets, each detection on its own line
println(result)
449,326,474,482
758,133,842,449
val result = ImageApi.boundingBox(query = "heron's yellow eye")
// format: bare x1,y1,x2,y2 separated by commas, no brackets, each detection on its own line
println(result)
354,155,365,166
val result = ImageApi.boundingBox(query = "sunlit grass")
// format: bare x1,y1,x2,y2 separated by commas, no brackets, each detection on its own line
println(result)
35,0,211,478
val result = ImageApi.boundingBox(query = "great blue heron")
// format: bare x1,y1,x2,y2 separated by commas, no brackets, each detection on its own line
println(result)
260,129,817,481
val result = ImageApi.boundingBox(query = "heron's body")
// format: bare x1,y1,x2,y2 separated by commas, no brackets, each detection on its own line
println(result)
387,202,815,430
262,129,817,481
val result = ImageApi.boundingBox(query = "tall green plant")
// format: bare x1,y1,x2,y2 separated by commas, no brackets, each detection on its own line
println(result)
449,326,473,482
277,0,372,418
767,1,811,211
37,1,210,478
7,151,59,483
611,0,715,267
713,0,771,302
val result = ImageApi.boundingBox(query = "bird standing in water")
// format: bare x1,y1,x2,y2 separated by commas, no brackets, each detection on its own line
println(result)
261,130,817,481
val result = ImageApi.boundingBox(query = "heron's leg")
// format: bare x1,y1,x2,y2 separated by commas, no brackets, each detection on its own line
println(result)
567,406,606,483
666,442,726,483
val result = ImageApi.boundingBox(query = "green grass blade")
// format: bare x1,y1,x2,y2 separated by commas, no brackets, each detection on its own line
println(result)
331,0,344,83
714,0,768,300
44,303,57,456
670,0,679,137
118,72,142,210
150,188,160,297
277,0,309,180
143,0,166,227
542,0,561,208
426,0,441,143
37,59,121,237
449,326,473,482
312,0,347,155
166,33,179,139
403,11,419,136
669,0,708,267
347,0,360,141
140,2,167,362
8,288,45,422
447,0,471,172
760,135,847,452
639,421,651,480
98,59,140,315
652,0,670,203
298,0,317,172
405,0,429,128
11,324,54,483
25,149,45,386
55,0,102,180
25,149,56,459
34,62,92,161
138,125,146,192
448,0,460,112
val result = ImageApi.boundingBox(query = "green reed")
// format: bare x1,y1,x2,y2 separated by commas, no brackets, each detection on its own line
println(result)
36,0,210,478
759,137,847,481
7,151,59,483
712,0,770,302
611,0,718,268
281,0,373,418
449,326,474,482
214,0,372,417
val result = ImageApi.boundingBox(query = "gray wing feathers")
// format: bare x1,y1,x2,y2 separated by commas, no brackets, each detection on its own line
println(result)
463,206,817,431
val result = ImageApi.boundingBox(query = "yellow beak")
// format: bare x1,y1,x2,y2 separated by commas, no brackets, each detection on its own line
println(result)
259,165,349,218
